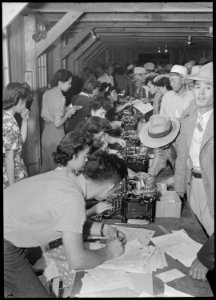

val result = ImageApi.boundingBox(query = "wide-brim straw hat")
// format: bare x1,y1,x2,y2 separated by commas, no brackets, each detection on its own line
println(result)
153,74,169,83
139,114,180,148
184,62,213,83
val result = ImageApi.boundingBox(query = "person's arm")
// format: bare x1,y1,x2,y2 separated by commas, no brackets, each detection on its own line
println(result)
87,201,113,217
20,108,30,143
54,107,77,127
105,133,126,147
62,231,124,270
4,150,15,186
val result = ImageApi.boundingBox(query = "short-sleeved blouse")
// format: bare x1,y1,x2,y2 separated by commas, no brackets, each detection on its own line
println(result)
41,87,66,122
3,111,28,188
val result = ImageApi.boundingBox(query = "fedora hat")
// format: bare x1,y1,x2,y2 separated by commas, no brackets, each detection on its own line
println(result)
169,65,188,77
131,67,147,76
139,114,180,148
184,62,213,82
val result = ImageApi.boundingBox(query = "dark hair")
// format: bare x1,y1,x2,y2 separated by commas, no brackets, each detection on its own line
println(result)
88,98,112,115
3,82,33,110
52,129,93,166
50,69,73,88
154,77,172,90
84,150,128,183
145,75,158,86
78,116,112,135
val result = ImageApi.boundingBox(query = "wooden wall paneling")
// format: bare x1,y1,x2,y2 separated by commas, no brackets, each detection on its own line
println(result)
89,47,106,66
61,29,90,59
8,15,25,82
36,11,83,57
23,14,41,175
86,44,106,66
81,40,103,68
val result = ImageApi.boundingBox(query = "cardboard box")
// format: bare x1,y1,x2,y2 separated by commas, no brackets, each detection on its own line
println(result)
156,191,182,218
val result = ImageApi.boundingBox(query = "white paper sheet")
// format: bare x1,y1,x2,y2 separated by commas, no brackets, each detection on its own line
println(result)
133,101,153,115
156,268,185,283
112,225,155,246
164,284,194,297
151,229,202,267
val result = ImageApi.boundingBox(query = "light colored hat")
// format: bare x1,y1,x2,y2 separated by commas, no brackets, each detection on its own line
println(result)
132,67,147,75
145,72,159,81
169,65,188,77
127,64,134,71
184,62,213,82
139,114,180,148
153,74,169,83
191,65,201,75
144,62,155,71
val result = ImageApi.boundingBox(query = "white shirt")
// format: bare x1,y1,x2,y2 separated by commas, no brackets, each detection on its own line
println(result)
189,109,213,169
160,88,194,118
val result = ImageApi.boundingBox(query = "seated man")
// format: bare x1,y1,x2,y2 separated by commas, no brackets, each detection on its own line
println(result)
4,150,128,297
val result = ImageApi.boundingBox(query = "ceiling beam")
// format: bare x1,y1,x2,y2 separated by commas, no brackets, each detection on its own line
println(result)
81,40,103,63
83,42,105,64
28,2,212,13
68,37,96,62
88,46,106,66
36,11,83,57
2,2,28,29
61,29,90,59
80,13,212,23
93,27,211,34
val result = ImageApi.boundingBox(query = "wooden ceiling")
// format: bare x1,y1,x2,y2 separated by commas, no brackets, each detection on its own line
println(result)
24,2,213,57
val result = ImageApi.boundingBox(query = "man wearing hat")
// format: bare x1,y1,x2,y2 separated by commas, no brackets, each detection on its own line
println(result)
131,67,148,100
174,62,214,283
160,65,194,118
139,114,180,182
144,62,155,74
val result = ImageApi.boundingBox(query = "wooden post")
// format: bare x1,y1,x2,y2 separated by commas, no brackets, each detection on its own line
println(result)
23,14,41,175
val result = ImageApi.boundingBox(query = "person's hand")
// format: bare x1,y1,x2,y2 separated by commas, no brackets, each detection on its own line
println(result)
106,237,125,258
117,138,126,147
92,201,113,214
189,258,208,281
66,107,76,118
21,108,30,121
103,224,126,244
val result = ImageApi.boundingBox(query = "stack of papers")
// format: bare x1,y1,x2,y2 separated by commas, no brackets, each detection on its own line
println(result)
111,225,155,246
97,239,167,273
151,229,202,267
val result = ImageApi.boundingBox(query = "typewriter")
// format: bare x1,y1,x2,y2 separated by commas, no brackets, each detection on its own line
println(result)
121,178,160,223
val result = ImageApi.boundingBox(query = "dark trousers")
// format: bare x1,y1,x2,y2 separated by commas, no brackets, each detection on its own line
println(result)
4,239,49,298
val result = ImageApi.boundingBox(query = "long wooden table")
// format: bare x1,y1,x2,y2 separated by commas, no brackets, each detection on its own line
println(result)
70,202,213,297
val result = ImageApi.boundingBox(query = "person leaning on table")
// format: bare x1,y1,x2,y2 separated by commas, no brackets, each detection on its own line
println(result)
4,150,127,298
174,62,214,282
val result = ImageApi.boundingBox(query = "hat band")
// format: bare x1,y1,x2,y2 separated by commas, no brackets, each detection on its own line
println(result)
148,123,173,138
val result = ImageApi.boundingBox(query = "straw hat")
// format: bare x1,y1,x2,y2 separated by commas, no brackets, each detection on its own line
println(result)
184,62,213,82
153,74,169,83
139,114,180,148
131,67,147,76
169,65,188,77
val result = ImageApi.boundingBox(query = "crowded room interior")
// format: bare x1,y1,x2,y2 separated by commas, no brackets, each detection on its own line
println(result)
3,2,214,298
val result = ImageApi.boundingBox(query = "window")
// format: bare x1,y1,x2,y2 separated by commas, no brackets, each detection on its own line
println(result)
37,24,47,88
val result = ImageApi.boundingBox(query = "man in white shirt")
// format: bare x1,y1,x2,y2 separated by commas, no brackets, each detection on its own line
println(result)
160,65,194,118
96,64,114,86
174,62,214,282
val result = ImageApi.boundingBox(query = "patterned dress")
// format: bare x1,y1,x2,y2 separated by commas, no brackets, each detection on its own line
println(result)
3,111,28,188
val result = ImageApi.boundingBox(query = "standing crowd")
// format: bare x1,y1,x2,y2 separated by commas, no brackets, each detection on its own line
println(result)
3,57,214,297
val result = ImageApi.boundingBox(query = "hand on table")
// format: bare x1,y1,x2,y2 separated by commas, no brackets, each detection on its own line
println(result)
103,224,126,244
189,258,208,281
106,237,125,258
116,138,126,147
92,201,113,214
